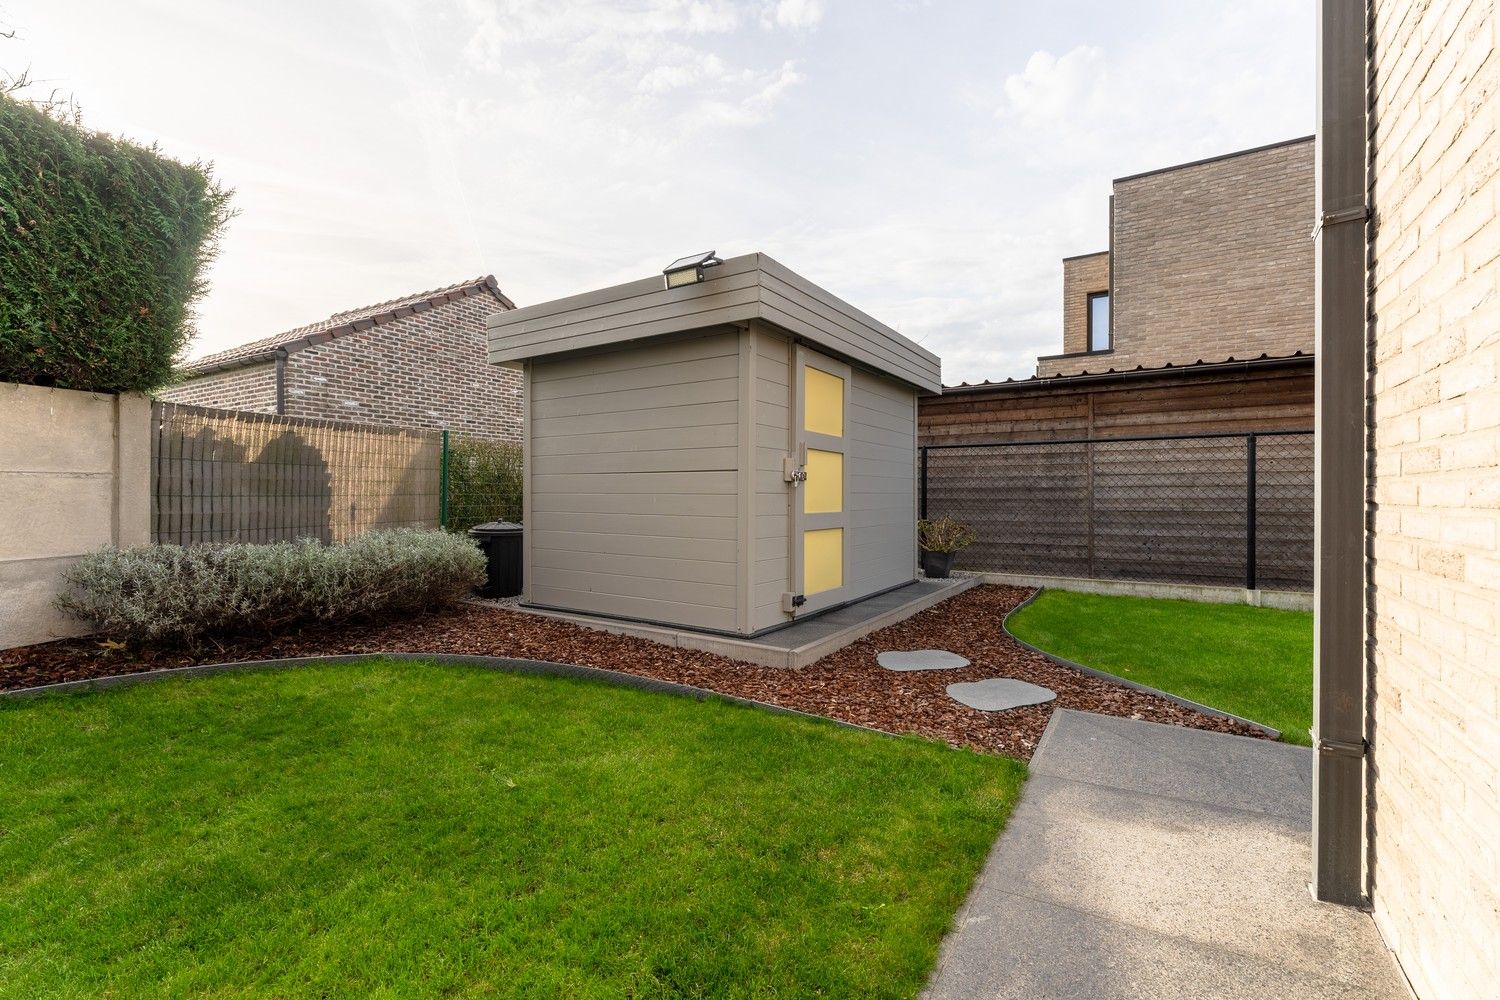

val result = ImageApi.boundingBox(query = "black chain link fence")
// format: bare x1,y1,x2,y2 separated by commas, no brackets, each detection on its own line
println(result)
920,430,1313,590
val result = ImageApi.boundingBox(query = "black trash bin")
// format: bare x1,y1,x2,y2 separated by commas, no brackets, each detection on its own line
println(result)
468,521,524,598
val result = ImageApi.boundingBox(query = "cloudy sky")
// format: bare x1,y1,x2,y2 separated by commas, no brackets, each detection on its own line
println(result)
4,1,1312,384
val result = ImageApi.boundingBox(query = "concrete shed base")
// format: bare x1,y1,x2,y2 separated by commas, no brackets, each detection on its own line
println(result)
517,577,978,668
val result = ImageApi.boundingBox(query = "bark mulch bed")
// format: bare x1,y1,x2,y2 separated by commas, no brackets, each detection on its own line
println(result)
0,585,1269,760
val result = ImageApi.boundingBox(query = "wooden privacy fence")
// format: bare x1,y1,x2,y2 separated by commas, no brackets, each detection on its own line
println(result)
151,402,443,545
919,430,1315,591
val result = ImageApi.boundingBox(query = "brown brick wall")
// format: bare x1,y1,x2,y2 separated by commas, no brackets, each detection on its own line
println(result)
282,293,521,441
157,362,277,412
159,290,522,442
1060,252,1110,356
1366,1,1500,995
1110,139,1315,371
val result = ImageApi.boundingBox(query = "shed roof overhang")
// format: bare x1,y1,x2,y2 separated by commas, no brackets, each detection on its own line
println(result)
485,252,942,393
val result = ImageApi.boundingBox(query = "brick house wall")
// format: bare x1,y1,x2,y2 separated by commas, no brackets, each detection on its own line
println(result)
282,292,520,440
159,278,522,442
159,362,277,412
1366,0,1500,994
1060,251,1110,356
1040,139,1315,377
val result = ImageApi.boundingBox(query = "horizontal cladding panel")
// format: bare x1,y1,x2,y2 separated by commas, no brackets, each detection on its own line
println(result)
531,548,737,585
490,256,760,329
530,447,738,475
759,265,939,382
528,529,736,563
529,585,738,631
532,566,736,609
493,305,758,364
529,510,738,540
531,423,738,456
490,276,759,356
755,511,789,539
759,300,938,394
532,377,740,419
532,470,736,495
532,400,739,438
527,328,743,384
530,354,739,400
851,386,916,421
531,329,739,382
532,491,738,517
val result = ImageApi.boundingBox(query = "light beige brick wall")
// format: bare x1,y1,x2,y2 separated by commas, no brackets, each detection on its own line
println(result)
1060,252,1109,356
1367,0,1500,995
1111,139,1315,371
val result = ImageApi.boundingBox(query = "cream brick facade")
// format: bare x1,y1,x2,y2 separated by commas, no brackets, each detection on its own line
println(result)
1041,139,1315,377
1367,0,1500,995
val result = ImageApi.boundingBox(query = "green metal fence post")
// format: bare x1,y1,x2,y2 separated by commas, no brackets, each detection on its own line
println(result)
440,430,450,530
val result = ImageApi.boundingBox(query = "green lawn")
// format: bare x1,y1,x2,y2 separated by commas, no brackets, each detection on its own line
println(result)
1006,589,1314,744
0,660,1023,999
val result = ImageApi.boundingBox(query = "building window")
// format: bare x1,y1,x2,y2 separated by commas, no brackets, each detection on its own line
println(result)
1088,292,1110,352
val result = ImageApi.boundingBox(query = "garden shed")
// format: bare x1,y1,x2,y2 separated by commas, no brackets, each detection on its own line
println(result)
487,252,941,637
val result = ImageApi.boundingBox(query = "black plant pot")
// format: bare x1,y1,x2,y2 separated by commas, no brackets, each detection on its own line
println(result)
921,549,956,579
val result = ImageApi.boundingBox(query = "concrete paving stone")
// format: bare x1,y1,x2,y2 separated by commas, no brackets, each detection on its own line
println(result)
876,649,971,671
946,677,1056,710
922,710,1407,1000
1030,709,1312,822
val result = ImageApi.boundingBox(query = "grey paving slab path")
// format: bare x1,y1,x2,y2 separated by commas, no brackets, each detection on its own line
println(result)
946,678,1056,711
924,710,1407,1000
877,649,971,671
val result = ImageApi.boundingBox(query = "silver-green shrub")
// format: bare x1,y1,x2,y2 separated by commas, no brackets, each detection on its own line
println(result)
56,529,485,646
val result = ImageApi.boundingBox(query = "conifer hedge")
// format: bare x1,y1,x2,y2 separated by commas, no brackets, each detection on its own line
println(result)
0,94,233,393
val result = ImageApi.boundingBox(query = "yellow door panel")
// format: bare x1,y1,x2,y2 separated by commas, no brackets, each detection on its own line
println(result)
803,528,843,595
804,449,844,514
804,367,845,437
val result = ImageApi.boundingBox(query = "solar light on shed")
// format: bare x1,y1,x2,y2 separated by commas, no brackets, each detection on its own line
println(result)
663,251,722,289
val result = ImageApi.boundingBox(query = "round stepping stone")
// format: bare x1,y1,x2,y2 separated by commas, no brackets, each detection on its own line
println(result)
946,678,1057,711
876,649,971,672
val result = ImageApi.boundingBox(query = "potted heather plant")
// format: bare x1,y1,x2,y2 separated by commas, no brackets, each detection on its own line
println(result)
918,516,977,579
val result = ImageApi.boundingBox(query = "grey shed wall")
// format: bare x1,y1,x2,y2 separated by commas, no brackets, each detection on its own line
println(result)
523,320,919,635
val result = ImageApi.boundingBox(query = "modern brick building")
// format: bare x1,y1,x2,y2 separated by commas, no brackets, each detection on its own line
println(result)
1311,0,1500,995
1039,136,1315,378
160,276,522,441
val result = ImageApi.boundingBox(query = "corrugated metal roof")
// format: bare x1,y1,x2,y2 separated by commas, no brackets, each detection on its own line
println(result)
943,351,1314,394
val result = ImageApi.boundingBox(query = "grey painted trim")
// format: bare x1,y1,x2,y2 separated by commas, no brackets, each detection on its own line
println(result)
1311,0,1369,907
0,652,892,738
486,253,941,393
1113,134,1317,185
1000,589,1282,738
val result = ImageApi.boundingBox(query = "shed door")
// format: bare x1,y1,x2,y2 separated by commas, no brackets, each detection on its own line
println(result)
792,347,851,615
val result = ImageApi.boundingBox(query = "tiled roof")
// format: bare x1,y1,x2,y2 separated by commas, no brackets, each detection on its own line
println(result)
943,351,1314,394
180,275,515,375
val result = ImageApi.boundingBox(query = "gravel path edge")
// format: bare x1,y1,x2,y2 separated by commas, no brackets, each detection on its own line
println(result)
999,589,1282,739
0,651,906,741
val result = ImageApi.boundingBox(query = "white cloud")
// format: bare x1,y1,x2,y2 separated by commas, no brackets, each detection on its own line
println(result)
760,0,825,31
999,46,1107,126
